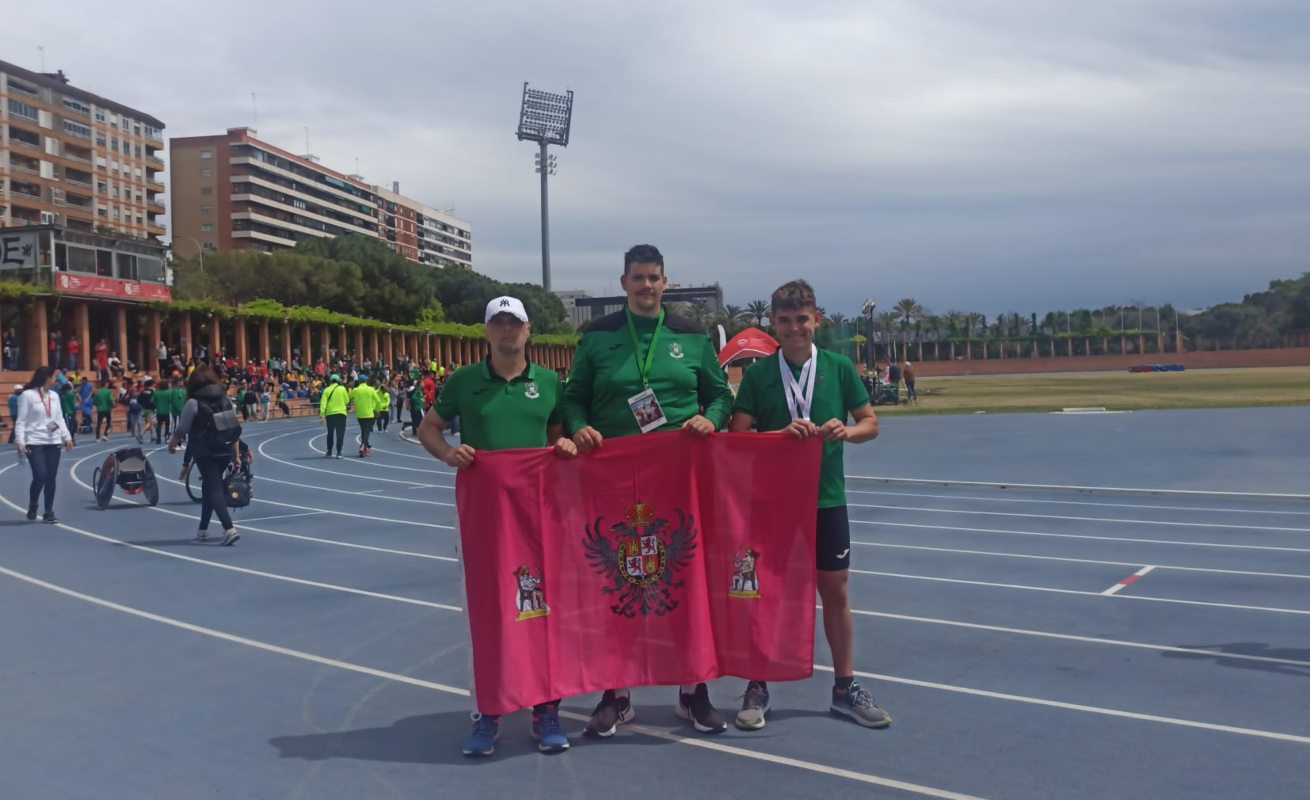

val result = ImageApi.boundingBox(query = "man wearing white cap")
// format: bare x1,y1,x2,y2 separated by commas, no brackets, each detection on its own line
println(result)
418,295,577,758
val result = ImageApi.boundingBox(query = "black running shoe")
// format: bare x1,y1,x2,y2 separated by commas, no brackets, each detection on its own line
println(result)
676,683,727,734
26,505,37,521
42,513,58,525
584,689,635,738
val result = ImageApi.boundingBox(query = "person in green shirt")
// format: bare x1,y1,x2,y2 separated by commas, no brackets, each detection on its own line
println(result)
318,373,349,458
60,382,79,445
152,379,172,445
417,295,576,758
729,278,890,732
560,243,734,738
375,380,392,433
92,380,115,442
349,377,378,457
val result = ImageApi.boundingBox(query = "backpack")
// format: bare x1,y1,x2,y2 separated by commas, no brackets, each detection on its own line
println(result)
224,469,252,508
193,391,243,457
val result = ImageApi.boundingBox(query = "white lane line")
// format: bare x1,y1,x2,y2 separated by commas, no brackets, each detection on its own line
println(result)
250,471,452,507
256,429,445,487
860,542,1310,580
844,609,1310,670
851,569,1310,616
1103,566,1157,596
237,511,326,524
852,520,1310,554
846,487,1310,517
0,563,986,800
845,474,1310,501
65,451,458,554
849,503,1310,534
6,463,462,606
809,665,1310,747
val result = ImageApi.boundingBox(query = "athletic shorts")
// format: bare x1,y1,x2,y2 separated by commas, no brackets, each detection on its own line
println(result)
816,505,852,572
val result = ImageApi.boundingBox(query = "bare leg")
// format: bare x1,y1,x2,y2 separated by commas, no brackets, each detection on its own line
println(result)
817,569,854,677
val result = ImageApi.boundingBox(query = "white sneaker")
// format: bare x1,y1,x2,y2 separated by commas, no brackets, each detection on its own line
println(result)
196,529,209,541
220,529,240,546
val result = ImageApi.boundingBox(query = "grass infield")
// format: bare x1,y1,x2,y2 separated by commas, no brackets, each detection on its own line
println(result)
877,366,1310,415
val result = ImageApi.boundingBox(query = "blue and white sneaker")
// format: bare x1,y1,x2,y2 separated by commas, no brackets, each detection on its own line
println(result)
531,706,570,753
462,713,500,757
735,681,770,730
831,681,891,728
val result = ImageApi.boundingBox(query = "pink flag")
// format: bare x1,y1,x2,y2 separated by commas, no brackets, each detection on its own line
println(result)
455,431,821,715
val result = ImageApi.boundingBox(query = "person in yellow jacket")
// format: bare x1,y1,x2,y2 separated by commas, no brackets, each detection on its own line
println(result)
319,373,350,459
349,376,379,457
375,380,392,434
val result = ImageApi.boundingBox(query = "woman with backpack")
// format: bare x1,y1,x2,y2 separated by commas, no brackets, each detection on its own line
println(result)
169,368,242,546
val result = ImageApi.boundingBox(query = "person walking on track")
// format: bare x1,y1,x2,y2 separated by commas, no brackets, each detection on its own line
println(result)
15,366,75,524
350,376,378,457
169,367,242,546
319,373,349,459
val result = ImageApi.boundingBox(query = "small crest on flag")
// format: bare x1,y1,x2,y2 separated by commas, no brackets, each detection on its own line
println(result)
730,547,761,599
513,565,549,621
583,502,697,618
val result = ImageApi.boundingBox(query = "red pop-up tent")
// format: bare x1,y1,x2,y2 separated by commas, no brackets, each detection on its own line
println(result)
718,327,779,367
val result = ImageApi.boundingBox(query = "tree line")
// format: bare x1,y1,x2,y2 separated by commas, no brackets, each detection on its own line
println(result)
172,235,572,335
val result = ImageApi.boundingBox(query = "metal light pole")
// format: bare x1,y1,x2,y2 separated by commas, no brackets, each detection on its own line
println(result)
182,236,205,273
516,83,574,293
862,298,877,369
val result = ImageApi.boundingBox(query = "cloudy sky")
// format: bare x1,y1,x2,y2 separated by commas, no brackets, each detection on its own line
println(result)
15,0,1310,317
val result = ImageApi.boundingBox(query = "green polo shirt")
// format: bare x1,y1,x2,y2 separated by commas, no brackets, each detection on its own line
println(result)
561,307,733,439
733,348,871,509
435,359,562,451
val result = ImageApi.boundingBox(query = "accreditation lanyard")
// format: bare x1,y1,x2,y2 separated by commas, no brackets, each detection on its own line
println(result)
779,345,818,421
40,389,54,418
625,307,665,388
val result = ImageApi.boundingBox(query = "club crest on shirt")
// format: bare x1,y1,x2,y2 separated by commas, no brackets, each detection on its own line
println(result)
668,342,684,359
583,502,697,618
730,547,761,599
513,565,549,621
524,381,540,399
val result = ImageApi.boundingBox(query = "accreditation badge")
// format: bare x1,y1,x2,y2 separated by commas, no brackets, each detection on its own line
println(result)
627,387,668,433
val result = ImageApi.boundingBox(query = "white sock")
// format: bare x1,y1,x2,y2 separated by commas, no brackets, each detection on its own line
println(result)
613,688,630,700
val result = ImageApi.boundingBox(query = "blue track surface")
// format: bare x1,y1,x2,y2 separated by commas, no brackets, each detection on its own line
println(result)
2,406,1309,799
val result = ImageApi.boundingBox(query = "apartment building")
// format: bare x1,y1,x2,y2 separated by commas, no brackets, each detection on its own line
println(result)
171,127,472,269
0,59,165,242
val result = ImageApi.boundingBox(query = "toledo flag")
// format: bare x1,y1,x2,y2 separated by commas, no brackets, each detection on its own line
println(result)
455,431,821,715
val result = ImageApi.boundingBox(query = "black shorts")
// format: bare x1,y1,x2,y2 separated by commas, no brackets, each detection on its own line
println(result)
816,506,852,572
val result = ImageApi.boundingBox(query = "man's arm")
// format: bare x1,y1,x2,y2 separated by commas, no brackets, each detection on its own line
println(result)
561,340,602,451
417,410,476,467
695,338,734,430
817,403,878,443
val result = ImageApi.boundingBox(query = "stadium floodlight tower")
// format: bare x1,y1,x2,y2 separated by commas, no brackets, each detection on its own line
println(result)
516,82,574,293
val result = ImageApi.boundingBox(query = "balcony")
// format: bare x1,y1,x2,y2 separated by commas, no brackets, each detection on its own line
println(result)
6,80,39,98
65,169,94,187
145,155,165,170
9,154,40,175
145,179,165,192
10,182,43,201
62,149,93,165
147,201,166,215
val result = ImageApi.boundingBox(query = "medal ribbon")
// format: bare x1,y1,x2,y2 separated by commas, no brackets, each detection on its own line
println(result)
779,345,818,421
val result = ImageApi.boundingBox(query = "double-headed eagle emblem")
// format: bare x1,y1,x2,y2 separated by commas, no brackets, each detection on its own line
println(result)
583,502,697,618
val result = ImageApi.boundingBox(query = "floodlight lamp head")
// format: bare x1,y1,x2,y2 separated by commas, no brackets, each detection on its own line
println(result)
862,299,877,315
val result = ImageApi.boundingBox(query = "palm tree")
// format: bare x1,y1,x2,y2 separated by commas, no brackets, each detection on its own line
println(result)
723,304,748,323
826,312,848,329
877,311,899,361
894,298,925,359
746,300,769,327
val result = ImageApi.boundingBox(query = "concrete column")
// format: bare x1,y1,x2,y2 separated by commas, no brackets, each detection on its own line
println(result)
369,329,379,364
258,318,271,363
385,331,395,371
337,325,347,361
75,301,91,372
300,324,311,366
282,320,292,365
354,328,364,364
235,317,248,366
180,313,193,361
26,298,48,370
148,311,162,368
113,306,128,370
210,315,222,361
319,325,330,363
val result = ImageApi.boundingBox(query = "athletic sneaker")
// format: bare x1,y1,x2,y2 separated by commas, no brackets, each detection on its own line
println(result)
26,504,37,521
735,681,770,731
357,449,366,458
462,714,499,757
531,706,570,753
196,529,209,542
335,453,343,459
41,513,58,524
831,681,891,728
324,451,332,458
676,683,727,734
220,529,240,546
584,689,636,738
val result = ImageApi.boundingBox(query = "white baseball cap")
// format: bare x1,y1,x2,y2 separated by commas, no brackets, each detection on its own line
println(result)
485,296,530,324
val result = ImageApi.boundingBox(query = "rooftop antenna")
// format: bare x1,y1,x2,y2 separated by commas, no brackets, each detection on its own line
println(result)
38,45,45,72
304,126,310,153
251,92,258,128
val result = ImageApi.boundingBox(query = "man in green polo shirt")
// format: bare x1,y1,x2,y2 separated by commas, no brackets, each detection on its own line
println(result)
418,295,576,759
729,278,891,731
561,243,734,738
349,377,378,457
318,374,349,459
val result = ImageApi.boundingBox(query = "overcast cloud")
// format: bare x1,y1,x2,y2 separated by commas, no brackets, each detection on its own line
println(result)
13,0,1310,316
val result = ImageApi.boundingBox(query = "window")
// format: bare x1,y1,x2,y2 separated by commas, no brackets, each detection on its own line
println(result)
62,120,92,139
200,169,213,178
96,181,107,193
201,206,213,215
134,145,142,158
201,223,214,232
95,109,106,122
134,125,141,136
111,208,121,220
144,125,160,139
200,187,213,196
121,118,130,131
111,187,120,198
200,149,213,159
202,242,216,252
7,99,38,121
110,140,118,153
135,192,143,203
62,98,91,115
95,134,107,147
66,245,96,273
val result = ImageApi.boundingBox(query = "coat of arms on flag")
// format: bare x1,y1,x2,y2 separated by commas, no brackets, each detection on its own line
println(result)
730,547,761,599
583,502,697,618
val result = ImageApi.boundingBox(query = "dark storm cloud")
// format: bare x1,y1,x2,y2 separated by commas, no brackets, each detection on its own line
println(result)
16,0,1310,316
